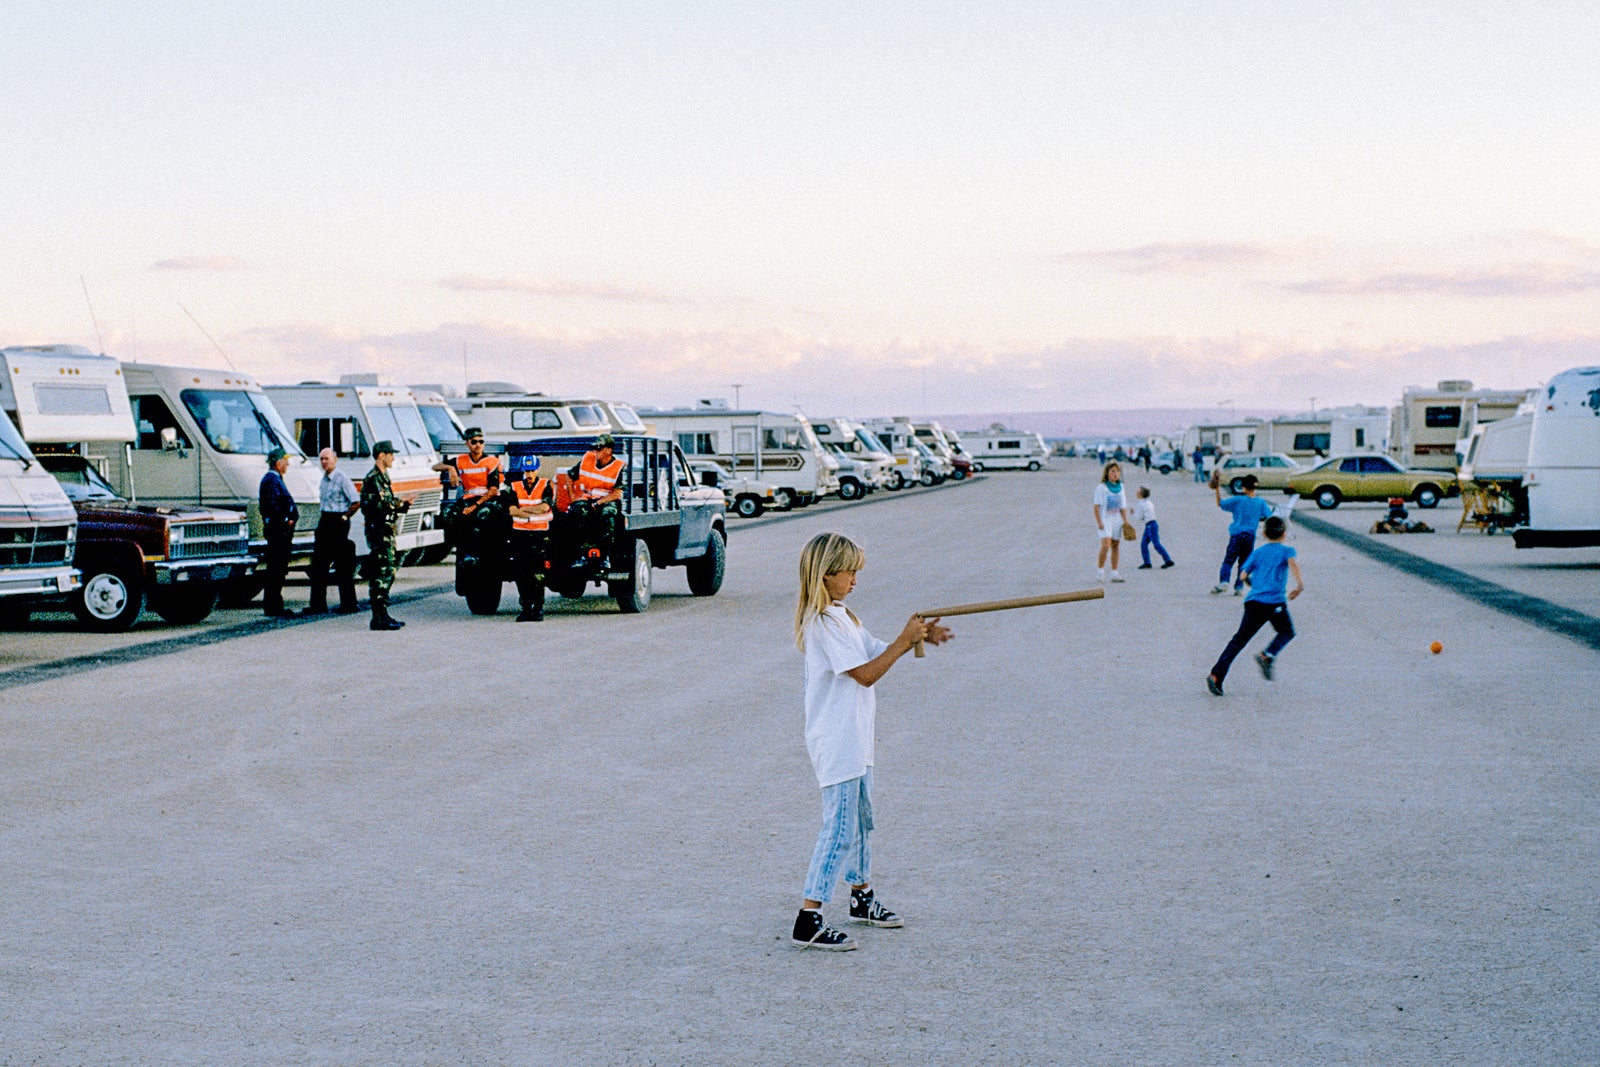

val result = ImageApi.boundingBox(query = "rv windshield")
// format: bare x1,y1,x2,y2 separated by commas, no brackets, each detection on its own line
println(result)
181,389,299,456
853,429,885,455
0,410,37,464
608,404,646,432
38,456,121,501
367,404,432,455
417,404,465,450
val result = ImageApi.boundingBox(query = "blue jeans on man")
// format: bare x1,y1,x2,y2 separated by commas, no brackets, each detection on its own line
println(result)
1218,532,1256,590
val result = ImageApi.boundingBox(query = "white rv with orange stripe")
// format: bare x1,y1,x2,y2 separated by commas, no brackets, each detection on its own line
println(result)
264,379,447,558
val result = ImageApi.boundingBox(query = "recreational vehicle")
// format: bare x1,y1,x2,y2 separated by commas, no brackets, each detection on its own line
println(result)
450,383,647,442
0,346,253,629
1514,367,1600,548
640,401,837,509
1391,381,1527,471
114,361,322,559
954,426,1051,471
0,355,79,604
912,421,969,479
265,381,447,559
810,418,893,500
1264,407,1388,463
860,417,931,488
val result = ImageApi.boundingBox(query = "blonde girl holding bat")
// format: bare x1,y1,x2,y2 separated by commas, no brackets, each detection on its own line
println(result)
790,532,952,951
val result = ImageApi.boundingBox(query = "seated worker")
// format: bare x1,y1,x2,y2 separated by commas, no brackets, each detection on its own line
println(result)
433,427,502,556
504,463,554,622
567,432,627,560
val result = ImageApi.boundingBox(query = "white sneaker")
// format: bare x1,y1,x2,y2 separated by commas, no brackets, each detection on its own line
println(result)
1210,583,1228,594
1097,569,1107,583
1109,571,1125,583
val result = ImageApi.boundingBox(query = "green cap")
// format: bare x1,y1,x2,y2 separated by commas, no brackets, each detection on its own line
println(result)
267,446,287,465
372,440,396,455
594,433,615,448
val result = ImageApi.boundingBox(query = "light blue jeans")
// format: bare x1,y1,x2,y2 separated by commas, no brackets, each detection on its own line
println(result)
803,770,873,903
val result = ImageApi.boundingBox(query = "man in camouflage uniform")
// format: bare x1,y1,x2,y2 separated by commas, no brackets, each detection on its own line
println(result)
361,440,409,631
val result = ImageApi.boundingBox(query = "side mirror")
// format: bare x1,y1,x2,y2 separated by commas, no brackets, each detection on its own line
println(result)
699,470,719,488
160,426,179,452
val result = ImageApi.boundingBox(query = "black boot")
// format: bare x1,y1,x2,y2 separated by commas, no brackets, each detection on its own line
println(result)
369,602,404,631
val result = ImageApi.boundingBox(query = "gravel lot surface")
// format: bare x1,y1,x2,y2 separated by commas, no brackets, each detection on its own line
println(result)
3,465,1597,1065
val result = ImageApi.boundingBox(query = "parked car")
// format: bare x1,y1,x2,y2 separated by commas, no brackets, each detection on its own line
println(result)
1216,452,1302,493
1285,454,1456,510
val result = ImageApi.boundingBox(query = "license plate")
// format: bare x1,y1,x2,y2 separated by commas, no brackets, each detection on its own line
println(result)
56,574,75,593
213,565,234,581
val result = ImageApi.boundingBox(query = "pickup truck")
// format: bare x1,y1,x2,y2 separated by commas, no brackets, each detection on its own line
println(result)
37,454,256,630
454,434,727,614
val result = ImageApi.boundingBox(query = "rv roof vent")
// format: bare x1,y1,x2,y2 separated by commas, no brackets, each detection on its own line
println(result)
696,398,730,410
409,383,458,398
1437,380,1473,392
339,373,381,386
298,380,330,386
467,380,526,396
2,344,97,357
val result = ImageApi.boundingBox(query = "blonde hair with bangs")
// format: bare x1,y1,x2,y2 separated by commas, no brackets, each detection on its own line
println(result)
795,532,866,650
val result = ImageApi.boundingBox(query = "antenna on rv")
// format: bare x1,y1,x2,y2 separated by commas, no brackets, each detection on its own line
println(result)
730,383,745,407
81,276,106,354
177,301,240,371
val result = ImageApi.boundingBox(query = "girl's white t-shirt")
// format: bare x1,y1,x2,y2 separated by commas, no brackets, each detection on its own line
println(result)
1094,482,1127,533
802,604,889,788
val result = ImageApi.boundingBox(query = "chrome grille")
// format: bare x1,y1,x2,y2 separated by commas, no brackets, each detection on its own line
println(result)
170,520,251,561
0,524,75,567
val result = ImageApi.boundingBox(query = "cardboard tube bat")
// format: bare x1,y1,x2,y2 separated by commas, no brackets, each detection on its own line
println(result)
913,587,1106,657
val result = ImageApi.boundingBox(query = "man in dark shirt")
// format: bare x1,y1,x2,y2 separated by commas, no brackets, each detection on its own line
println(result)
259,446,298,617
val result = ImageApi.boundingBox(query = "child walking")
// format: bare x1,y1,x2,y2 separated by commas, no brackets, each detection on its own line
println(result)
791,532,952,951
1134,486,1174,569
1206,516,1303,696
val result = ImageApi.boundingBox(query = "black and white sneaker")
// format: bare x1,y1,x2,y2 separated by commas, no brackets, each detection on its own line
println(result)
1255,652,1275,681
792,908,857,951
848,887,904,928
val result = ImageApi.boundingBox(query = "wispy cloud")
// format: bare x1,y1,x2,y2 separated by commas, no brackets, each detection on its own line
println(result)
153,255,251,272
1286,266,1600,298
440,275,686,306
1062,242,1283,274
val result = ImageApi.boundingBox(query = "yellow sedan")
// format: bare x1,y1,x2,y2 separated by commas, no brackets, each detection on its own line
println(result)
1286,455,1456,509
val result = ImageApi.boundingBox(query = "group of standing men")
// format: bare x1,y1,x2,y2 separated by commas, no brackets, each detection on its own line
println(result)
256,429,629,630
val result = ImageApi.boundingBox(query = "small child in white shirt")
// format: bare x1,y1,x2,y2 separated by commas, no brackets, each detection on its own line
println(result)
1135,486,1175,569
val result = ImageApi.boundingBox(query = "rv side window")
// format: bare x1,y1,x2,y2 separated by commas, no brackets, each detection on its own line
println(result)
571,405,603,427
1424,406,1462,428
35,383,113,416
677,432,715,455
876,433,893,451
999,440,1020,449
1355,429,1366,447
131,395,192,450
511,409,563,431
297,418,366,458
764,427,800,450
1293,432,1331,452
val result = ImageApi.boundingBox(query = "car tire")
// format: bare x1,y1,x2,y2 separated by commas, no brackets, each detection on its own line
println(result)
972,462,985,473
1230,477,1247,494
838,479,863,501
464,576,503,615
1027,461,1041,471
734,495,763,518
887,471,905,490
611,538,652,613
151,586,218,625
1415,484,1441,509
686,528,726,597
1157,464,1172,474
74,558,144,632
772,488,794,511
920,470,937,487
1315,486,1341,510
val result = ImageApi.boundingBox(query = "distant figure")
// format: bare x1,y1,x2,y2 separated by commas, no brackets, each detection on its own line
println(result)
259,447,298,618
1093,461,1132,583
1192,448,1205,483
1210,472,1275,595
1207,515,1303,696
1137,445,1152,471
1134,486,1174,570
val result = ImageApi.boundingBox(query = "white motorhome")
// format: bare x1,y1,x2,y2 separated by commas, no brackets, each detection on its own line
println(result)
114,361,322,557
859,417,930,488
450,382,648,442
810,418,893,500
0,395,78,603
1459,408,1533,488
1391,380,1527,471
1264,407,1388,463
1181,420,1267,464
640,401,837,509
954,426,1051,471
264,380,447,558
912,420,965,479
1514,367,1600,548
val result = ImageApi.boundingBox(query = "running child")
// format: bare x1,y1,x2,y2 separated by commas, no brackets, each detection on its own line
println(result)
791,532,952,951
1210,472,1275,595
1206,515,1303,696
1134,486,1174,570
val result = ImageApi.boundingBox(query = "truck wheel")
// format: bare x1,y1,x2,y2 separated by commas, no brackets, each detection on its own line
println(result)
611,539,652,613
74,560,144,632
772,488,795,511
1027,461,1041,472
549,576,587,600
838,479,863,501
919,469,937,487
887,471,905,490
219,573,263,608
464,576,503,615
1414,484,1442,509
734,495,763,518
972,462,985,473
151,587,217,625
686,529,726,597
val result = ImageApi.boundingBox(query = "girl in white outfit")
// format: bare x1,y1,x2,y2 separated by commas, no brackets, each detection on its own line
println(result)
1093,461,1132,582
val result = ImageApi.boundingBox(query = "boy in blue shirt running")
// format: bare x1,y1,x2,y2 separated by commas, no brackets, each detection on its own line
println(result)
1210,472,1278,595
1206,515,1304,696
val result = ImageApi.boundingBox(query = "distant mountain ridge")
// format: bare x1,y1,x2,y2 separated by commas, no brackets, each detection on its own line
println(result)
931,407,1285,440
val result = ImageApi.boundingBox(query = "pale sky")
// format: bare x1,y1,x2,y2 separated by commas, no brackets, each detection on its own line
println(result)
5,1,1598,417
